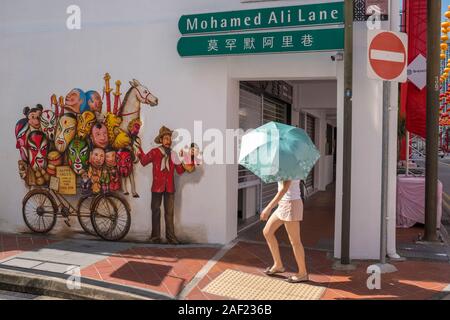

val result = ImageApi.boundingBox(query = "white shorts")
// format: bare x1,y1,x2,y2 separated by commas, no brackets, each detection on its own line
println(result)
274,199,303,222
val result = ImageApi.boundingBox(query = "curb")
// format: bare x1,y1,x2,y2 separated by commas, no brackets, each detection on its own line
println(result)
0,266,173,300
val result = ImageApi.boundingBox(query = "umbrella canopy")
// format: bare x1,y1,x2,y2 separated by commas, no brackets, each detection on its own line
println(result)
238,122,320,183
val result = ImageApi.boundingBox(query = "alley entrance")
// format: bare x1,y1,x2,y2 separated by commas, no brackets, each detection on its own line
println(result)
237,80,338,252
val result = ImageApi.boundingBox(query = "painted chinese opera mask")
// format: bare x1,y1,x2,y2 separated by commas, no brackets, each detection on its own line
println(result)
68,138,90,175
65,88,87,114
117,149,133,177
23,105,43,131
91,123,109,149
27,131,49,171
90,148,105,168
15,118,29,162
128,118,142,136
86,90,103,114
77,111,96,139
40,110,56,141
105,149,117,167
55,114,77,153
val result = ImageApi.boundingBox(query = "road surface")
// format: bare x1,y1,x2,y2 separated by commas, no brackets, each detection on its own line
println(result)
0,289,61,300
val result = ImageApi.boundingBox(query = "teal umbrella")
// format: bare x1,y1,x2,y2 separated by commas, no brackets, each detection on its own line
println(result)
238,122,320,183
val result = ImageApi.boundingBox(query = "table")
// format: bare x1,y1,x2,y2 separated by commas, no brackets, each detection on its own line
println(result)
396,175,442,228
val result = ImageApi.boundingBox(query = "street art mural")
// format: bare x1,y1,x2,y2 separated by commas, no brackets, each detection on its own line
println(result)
14,73,202,242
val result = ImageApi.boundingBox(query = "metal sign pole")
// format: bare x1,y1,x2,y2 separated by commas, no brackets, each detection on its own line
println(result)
340,0,353,266
380,81,393,266
375,79,398,274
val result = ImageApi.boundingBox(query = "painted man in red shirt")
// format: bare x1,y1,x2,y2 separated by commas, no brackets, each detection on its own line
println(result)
137,126,184,244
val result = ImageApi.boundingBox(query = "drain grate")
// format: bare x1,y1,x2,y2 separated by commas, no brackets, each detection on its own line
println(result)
203,269,326,300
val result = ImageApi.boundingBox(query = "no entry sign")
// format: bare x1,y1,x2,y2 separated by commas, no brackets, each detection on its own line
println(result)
367,30,408,82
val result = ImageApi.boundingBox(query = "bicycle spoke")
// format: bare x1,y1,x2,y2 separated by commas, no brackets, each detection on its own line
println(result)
41,216,46,230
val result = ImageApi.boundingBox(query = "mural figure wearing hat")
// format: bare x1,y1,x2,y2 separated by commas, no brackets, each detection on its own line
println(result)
137,126,185,244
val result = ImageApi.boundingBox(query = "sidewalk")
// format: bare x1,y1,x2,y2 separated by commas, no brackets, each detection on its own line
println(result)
0,189,449,300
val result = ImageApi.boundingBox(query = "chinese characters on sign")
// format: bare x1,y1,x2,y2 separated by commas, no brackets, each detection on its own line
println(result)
178,28,344,57
177,2,344,58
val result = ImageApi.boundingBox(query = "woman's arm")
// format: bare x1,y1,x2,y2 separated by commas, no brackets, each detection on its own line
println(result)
260,180,291,221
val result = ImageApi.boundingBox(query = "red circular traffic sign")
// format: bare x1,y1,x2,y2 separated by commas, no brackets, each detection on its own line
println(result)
369,32,407,81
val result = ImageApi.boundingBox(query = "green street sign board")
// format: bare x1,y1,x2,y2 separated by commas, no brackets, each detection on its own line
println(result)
177,28,344,57
179,2,344,35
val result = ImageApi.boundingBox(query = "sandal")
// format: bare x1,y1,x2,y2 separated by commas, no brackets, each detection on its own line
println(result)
263,267,286,276
286,274,309,283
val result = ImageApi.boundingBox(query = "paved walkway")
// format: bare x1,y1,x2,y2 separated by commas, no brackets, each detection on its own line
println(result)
0,188,449,300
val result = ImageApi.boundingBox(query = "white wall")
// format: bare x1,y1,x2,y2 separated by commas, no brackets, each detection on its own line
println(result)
298,81,338,110
0,0,340,244
1,0,399,259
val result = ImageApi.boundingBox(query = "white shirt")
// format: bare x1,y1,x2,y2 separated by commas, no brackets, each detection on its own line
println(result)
278,180,302,201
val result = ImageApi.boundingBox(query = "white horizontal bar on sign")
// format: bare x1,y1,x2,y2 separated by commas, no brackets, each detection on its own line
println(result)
370,49,405,63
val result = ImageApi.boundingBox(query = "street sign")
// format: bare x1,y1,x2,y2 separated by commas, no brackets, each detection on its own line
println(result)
407,54,427,90
178,2,344,35
367,30,408,82
177,28,344,57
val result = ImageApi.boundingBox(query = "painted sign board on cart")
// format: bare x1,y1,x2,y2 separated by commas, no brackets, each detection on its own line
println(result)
367,30,408,82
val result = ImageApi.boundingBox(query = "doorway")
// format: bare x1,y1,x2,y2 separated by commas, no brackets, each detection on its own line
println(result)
236,79,338,253
238,81,292,230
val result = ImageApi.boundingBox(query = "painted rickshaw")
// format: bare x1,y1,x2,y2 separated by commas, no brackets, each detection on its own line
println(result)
15,73,159,241
22,186,131,241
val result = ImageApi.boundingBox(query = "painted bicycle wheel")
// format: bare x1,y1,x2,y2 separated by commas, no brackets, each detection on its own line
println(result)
91,193,131,241
77,196,96,236
22,189,58,234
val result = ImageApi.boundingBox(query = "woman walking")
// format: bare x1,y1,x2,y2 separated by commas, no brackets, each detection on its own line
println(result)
260,179,308,283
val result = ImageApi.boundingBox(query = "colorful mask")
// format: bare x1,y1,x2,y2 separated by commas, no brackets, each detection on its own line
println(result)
91,123,109,149
77,111,96,139
127,118,142,136
15,118,29,162
23,105,43,131
90,148,105,169
68,138,90,175
55,114,77,153
40,110,56,141
65,88,87,114
117,149,133,177
86,90,103,114
105,149,117,167
27,131,49,171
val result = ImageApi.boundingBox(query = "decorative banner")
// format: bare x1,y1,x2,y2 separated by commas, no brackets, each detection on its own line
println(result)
56,166,76,195
178,2,344,35
177,28,344,57
400,0,427,139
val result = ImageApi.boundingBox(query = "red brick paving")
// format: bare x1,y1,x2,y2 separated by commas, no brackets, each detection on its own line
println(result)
186,241,450,300
1,186,449,300
0,233,58,260
80,246,219,297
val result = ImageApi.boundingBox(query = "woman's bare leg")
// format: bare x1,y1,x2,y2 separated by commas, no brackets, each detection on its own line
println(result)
263,213,285,270
284,221,307,277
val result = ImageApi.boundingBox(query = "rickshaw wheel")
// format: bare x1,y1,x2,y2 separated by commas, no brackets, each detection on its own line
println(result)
22,189,57,234
77,196,96,236
91,193,131,241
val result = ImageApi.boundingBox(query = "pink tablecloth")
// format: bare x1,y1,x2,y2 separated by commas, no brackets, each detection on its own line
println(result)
396,175,442,228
